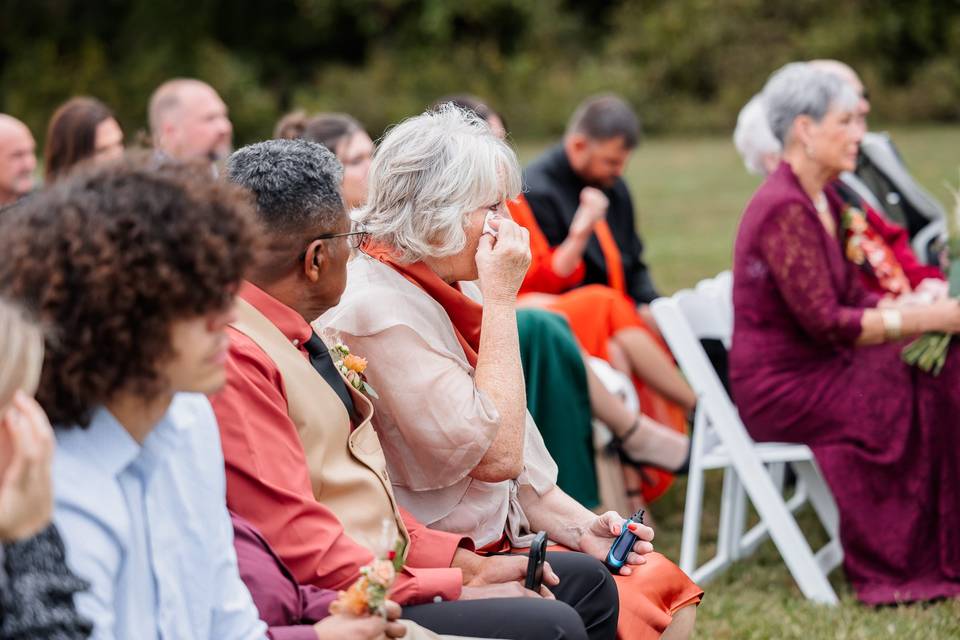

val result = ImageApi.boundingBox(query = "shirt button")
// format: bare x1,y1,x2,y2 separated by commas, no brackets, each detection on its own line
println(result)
433,596,443,603
292,338,300,346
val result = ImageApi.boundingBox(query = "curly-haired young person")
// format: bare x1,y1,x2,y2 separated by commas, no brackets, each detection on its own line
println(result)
0,156,269,639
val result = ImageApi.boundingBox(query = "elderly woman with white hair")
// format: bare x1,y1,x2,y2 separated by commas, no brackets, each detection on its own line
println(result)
320,106,702,639
733,94,782,177
731,63,960,605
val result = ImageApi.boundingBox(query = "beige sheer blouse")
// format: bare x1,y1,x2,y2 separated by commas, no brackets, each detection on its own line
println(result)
316,254,558,548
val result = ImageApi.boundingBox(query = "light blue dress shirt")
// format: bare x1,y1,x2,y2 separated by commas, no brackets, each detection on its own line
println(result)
53,393,267,640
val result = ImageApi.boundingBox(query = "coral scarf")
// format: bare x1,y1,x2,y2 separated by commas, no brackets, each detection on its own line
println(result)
361,241,483,367
593,219,627,295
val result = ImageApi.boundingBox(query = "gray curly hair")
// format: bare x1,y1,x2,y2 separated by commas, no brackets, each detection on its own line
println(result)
355,104,522,263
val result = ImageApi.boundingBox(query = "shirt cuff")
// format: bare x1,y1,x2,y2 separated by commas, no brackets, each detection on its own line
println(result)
405,525,470,569
391,566,463,605
268,625,321,640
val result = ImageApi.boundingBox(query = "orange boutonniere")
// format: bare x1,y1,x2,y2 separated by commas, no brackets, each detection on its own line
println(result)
331,343,379,399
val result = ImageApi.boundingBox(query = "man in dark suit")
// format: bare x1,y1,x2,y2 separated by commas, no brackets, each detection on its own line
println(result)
524,95,658,307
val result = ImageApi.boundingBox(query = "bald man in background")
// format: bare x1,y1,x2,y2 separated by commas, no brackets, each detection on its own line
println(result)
148,78,233,169
0,114,37,208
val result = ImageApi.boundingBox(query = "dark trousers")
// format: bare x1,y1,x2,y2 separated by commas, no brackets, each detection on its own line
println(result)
402,551,618,640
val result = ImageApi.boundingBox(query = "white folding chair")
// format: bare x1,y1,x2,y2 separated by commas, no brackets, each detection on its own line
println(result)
651,272,843,605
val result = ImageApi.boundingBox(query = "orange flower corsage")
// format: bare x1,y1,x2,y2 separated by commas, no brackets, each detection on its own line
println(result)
331,342,379,399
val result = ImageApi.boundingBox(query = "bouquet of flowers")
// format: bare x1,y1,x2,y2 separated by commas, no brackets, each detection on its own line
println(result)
331,342,379,399
330,522,405,617
901,175,960,375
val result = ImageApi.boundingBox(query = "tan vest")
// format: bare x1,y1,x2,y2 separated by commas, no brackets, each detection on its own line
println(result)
231,298,409,556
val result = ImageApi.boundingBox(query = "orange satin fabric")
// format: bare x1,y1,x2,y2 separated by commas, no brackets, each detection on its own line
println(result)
511,198,687,502
526,545,702,640
608,551,703,639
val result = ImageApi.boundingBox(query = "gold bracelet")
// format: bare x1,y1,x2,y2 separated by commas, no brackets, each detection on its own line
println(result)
880,309,903,341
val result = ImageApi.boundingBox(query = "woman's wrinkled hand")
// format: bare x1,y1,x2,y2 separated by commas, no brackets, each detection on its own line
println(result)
476,217,531,305
575,511,655,576
915,278,949,302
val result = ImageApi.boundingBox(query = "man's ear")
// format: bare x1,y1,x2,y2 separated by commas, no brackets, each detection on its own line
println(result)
158,120,177,151
567,133,590,153
303,240,325,283
564,133,591,168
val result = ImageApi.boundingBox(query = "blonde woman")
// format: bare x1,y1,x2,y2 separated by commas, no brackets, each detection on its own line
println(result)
0,297,90,638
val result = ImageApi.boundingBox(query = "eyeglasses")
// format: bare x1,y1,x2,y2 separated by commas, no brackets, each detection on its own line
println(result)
313,227,369,249
299,223,369,261
322,222,369,249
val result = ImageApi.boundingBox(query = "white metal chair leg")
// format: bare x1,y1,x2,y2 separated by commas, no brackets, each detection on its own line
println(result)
679,407,708,577
717,469,742,561
768,461,786,493
728,476,748,561
732,452,839,604
793,461,839,534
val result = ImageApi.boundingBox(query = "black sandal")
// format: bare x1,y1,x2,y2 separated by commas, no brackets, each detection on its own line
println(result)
607,418,691,475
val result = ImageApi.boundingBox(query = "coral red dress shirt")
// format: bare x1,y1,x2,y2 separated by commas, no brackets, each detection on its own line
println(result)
211,282,468,606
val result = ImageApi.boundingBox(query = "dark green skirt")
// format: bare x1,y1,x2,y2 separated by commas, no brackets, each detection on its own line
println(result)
516,309,598,508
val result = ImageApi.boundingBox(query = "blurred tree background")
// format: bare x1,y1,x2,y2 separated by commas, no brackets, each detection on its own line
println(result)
2,0,960,147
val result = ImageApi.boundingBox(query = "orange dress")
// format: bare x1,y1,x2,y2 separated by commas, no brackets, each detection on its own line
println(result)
556,548,703,640
509,195,688,503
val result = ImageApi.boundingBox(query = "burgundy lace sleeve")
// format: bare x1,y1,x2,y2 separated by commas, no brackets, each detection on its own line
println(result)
758,202,865,346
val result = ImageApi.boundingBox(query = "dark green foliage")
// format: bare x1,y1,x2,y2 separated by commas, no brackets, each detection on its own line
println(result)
2,0,959,146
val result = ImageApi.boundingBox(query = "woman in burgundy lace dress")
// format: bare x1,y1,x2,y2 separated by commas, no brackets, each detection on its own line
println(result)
730,63,960,605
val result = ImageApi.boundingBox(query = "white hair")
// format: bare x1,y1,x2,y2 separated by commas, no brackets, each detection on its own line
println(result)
762,62,859,146
733,94,781,176
355,104,522,262
0,297,43,412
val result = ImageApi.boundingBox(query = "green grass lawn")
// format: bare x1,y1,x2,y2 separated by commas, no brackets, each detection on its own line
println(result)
519,126,960,638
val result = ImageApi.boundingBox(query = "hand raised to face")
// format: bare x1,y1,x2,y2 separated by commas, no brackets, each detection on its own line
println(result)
0,391,55,542
475,218,532,305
